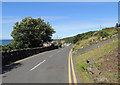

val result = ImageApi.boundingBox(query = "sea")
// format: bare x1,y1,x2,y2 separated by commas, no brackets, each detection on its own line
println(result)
0,39,12,46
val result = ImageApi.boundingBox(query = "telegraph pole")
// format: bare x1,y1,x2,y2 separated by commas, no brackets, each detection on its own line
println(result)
57,35,58,44
100,25,102,29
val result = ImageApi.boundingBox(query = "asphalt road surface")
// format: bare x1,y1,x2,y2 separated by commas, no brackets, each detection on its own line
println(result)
2,46,73,83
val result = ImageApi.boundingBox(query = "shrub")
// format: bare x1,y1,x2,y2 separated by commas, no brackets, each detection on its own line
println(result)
99,31,109,38
2,45,9,52
93,32,98,36
57,40,62,48
93,61,99,67
81,61,87,71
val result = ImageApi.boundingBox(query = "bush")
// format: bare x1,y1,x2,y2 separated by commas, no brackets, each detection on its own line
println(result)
99,31,109,38
93,61,99,67
81,61,87,71
2,45,9,52
57,40,62,48
93,32,98,36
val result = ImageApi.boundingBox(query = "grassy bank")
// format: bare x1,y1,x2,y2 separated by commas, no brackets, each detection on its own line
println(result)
73,39,118,83
73,36,99,51
60,27,118,44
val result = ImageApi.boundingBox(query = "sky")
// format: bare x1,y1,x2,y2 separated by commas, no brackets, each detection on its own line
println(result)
1,2,118,39
1,0,120,2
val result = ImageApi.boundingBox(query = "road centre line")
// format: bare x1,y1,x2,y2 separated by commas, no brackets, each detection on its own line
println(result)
30,59,46,71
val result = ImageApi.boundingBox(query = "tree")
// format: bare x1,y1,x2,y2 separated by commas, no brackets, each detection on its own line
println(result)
11,17,55,48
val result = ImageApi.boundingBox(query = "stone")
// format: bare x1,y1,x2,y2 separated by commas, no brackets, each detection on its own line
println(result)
108,36,110,39
87,59,94,64
92,69,101,76
89,71,93,75
100,37,102,41
87,60,91,64
86,67,92,73
81,46,83,49
103,37,107,40
89,65,93,68
94,76,108,83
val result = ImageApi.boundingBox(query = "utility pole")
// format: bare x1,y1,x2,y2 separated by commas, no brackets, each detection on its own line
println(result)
100,25,102,29
57,35,58,44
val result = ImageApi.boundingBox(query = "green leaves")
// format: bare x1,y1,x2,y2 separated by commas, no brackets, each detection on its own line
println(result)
99,31,109,38
10,17,55,49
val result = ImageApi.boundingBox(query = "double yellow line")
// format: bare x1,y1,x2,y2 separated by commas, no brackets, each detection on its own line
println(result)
68,49,77,85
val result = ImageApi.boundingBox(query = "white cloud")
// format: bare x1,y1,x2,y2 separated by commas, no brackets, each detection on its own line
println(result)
1,16,22,23
53,21,116,32
34,16,68,22
95,17,118,22
52,21,116,39
1,19,19,23
1,16,68,24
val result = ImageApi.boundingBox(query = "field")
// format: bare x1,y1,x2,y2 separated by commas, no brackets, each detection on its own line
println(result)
73,39,118,83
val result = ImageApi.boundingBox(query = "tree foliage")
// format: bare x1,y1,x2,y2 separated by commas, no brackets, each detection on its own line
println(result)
11,17,55,49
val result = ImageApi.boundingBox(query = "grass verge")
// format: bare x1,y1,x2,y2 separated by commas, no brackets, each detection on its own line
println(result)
73,39,118,83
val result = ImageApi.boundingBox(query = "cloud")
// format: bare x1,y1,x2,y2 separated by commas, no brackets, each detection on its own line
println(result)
95,17,118,22
53,21,116,32
52,22,116,39
34,16,68,22
1,16,68,24
0,16,22,24
1,19,20,23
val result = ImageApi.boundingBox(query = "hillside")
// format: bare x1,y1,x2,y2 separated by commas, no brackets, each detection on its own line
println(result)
60,27,118,44
71,27,119,83
73,38,118,83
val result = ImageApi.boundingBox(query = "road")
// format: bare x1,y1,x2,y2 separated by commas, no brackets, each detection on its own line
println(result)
2,37,117,84
2,46,77,83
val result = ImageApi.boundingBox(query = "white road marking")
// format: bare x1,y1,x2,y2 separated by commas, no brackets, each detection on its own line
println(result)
49,55,53,58
57,51,60,53
30,60,46,71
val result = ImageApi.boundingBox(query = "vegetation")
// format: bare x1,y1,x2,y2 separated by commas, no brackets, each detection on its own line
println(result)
72,27,119,51
57,39,62,48
73,36,98,51
60,36,74,43
73,39,118,83
61,27,119,44
72,26,119,83
2,17,55,51
0,45,2,51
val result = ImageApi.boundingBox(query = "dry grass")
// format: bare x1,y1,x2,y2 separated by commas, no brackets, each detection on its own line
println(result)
73,36,98,51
